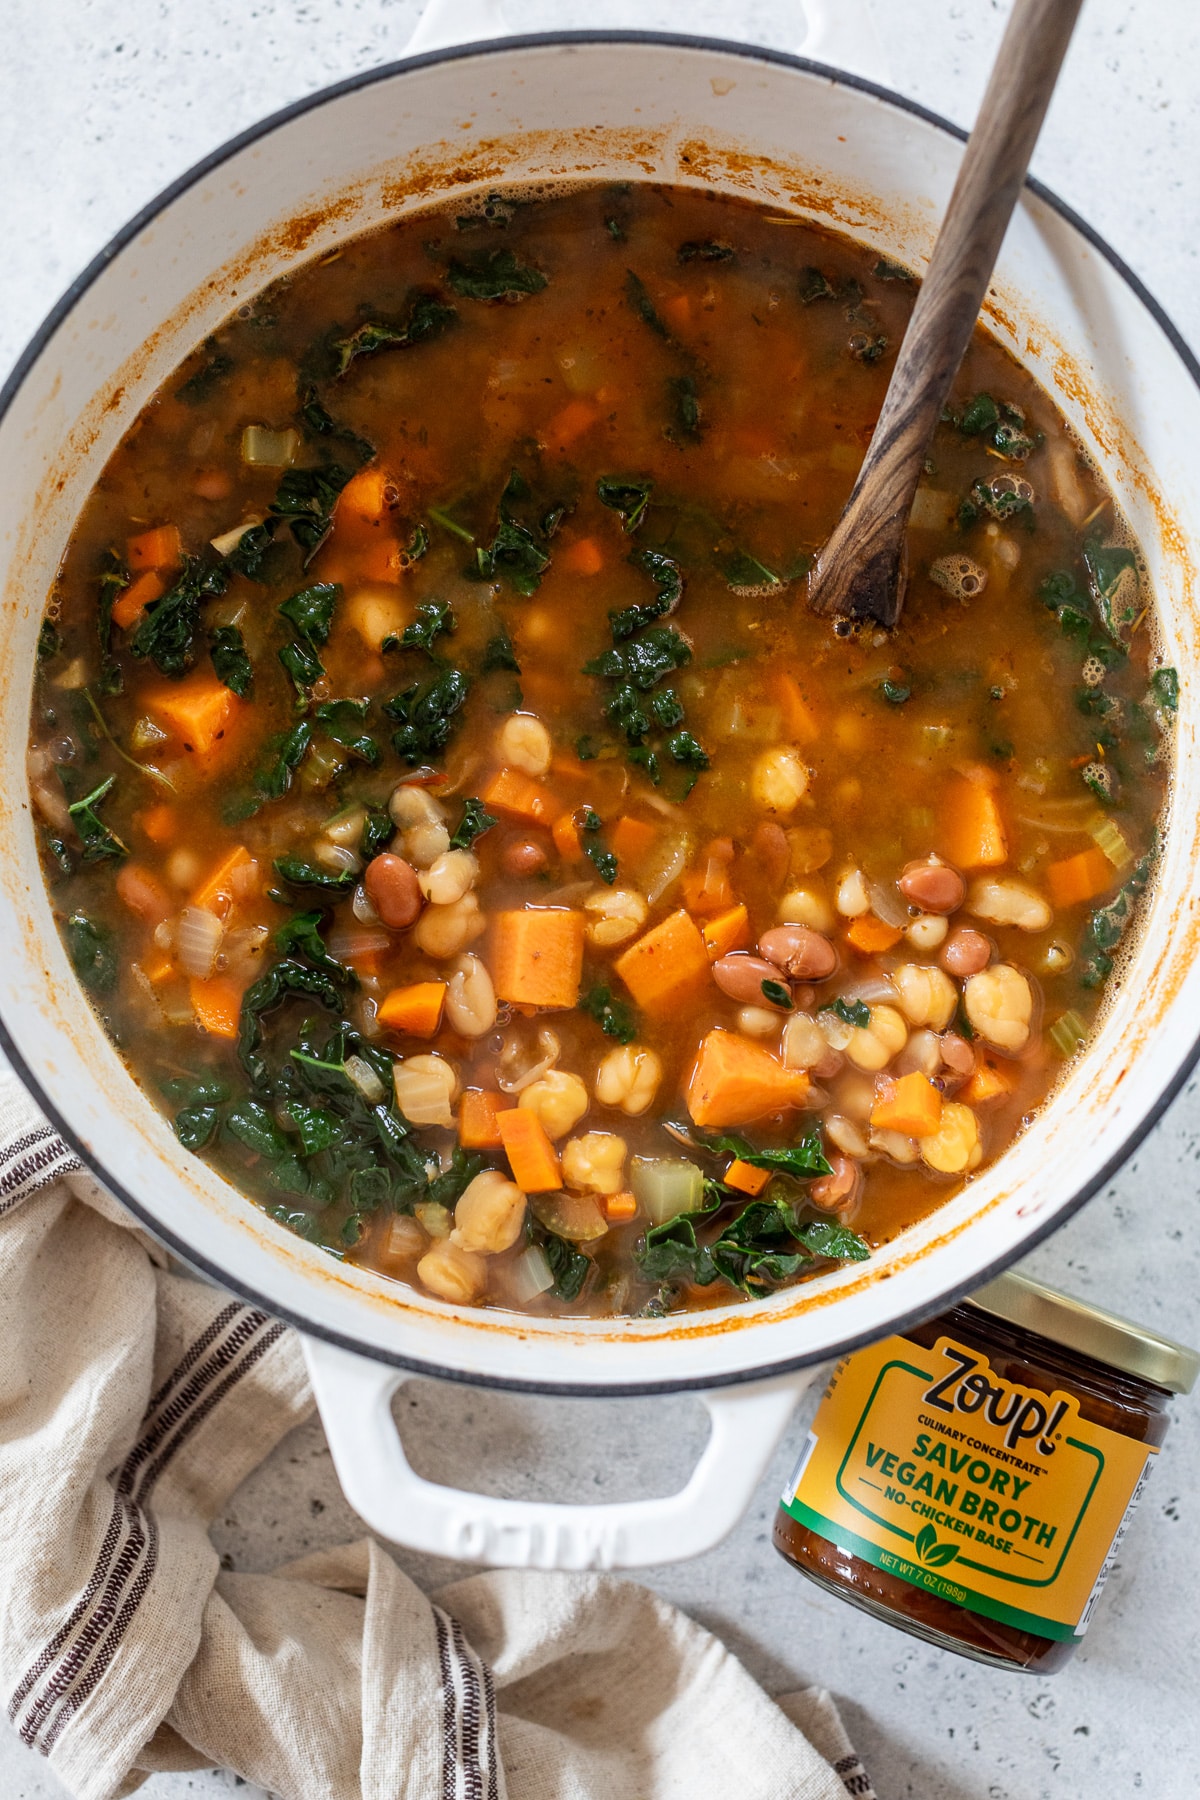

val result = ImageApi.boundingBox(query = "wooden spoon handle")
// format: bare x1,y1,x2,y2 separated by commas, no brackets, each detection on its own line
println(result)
808,0,1084,625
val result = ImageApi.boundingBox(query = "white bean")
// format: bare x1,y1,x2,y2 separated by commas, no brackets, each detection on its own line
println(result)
584,886,648,949
906,913,949,950
825,1113,869,1159
836,868,871,918
414,892,484,958
417,1238,487,1303
389,784,446,829
845,1004,908,1072
967,877,1053,933
419,849,479,906
778,885,835,932
892,963,958,1032
920,1101,983,1174
964,963,1034,1053
752,747,810,814
445,954,497,1037
737,1005,781,1038
498,712,552,776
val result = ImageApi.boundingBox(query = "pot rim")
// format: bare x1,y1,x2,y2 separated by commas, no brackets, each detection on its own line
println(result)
3,29,1198,1398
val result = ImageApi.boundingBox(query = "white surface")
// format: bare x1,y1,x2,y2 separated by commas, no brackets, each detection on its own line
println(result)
2,2,1198,1797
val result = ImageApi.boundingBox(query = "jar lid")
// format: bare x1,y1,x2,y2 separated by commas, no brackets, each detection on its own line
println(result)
965,1271,1200,1395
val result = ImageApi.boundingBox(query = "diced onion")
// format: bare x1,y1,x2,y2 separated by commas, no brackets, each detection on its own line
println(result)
629,1156,704,1226
175,905,223,979
210,516,264,557
642,829,692,905
315,841,362,875
344,1054,387,1104
497,1026,561,1094
352,883,381,924
838,975,898,1006
327,927,391,962
867,880,908,929
506,1243,556,1303
130,716,168,752
240,426,298,468
324,804,367,848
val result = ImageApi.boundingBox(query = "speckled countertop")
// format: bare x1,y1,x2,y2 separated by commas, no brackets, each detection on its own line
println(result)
3,3,1199,1796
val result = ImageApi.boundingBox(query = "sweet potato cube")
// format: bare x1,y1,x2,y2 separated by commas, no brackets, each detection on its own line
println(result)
1047,848,1113,908
870,1072,943,1138
961,1055,1018,1107
938,774,1008,870
686,1029,810,1128
613,909,710,1014
702,904,750,960
458,1089,513,1150
492,909,585,1010
377,981,447,1038
609,814,657,866
723,1157,772,1197
844,916,905,955
145,673,240,758
189,975,244,1039
497,1108,561,1192
481,766,561,826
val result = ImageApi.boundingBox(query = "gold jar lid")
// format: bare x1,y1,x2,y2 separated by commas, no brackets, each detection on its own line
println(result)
965,1270,1200,1395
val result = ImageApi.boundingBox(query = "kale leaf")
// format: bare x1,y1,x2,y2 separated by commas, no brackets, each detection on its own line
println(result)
446,248,548,302
450,796,498,849
209,625,253,696
473,468,560,596
270,463,355,561
608,548,683,641
329,291,457,375
237,958,347,1089
384,668,471,763
279,582,340,645
384,598,456,660
580,984,638,1044
66,911,117,993
597,476,653,532
482,628,521,674
67,775,127,862
540,1230,591,1301
584,626,691,691
274,910,357,985
314,698,380,764
625,270,670,339
272,856,358,895
699,1129,833,1180
129,556,228,677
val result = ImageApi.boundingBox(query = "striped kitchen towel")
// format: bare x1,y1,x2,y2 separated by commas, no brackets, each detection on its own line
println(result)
0,1074,872,1800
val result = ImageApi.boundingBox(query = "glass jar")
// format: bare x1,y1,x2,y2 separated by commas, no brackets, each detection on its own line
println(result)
774,1272,1198,1671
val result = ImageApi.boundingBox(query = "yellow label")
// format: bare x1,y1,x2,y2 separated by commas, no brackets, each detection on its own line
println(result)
781,1331,1156,1640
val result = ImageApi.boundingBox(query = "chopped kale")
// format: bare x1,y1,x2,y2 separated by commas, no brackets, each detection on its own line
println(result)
449,796,498,849
99,549,134,689
797,266,836,305
881,678,911,705
237,959,346,1089
625,269,670,338
273,856,357,894
129,556,228,678
873,257,913,282
609,548,683,640
226,1097,290,1161
1151,667,1179,714
314,698,381,764
761,979,792,1010
650,688,685,730
666,374,702,444
473,468,559,597
177,343,233,404
254,720,314,806
384,598,456,660
585,840,618,884
209,625,253,696
481,628,520,674
275,910,356,986
328,291,457,375
580,984,638,1044
826,996,871,1029
698,1129,833,1180
718,549,785,593
943,392,1039,460
279,581,339,645
678,240,735,263
66,912,117,993
269,464,355,561
37,619,62,662
298,385,377,466
584,626,691,691
597,476,653,532
541,1231,591,1301
446,248,548,302
359,807,393,861
278,637,324,695
67,775,127,862
384,668,471,763
224,521,278,584
1079,849,1154,988
1085,539,1140,645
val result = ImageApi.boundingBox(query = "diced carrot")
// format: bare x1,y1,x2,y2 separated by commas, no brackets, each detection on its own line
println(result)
686,1029,810,1128
127,524,182,572
723,1158,772,1197
481,766,561,827
135,802,179,846
681,858,735,917
192,844,254,918
604,1190,639,1222
497,1108,562,1193
870,1071,944,1138
771,670,819,744
609,815,657,866
344,947,384,979
336,464,391,527
458,1089,514,1150
662,292,693,332
112,570,165,631
844,916,905,955
552,811,584,862
492,908,585,1010
189,975,244,1039
377,980,447,1038
702,904,751,960
145,672,240,757
141,951,175,986
116,862,173,926
1046,847,1113,908
558,536,605,576
613,909,711,1014
961,1055,1018,1107
542,399,601,453
938,773,1008,869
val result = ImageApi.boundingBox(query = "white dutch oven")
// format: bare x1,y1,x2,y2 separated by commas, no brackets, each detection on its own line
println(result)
2,2,1198,1572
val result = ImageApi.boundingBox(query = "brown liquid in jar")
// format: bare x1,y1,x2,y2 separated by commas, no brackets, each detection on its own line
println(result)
773,1301,1172,1672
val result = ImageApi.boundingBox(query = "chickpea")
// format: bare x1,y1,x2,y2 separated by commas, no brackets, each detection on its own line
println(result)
364,854,423,930
967,878,1053,933
898,858,966,915
752,747,810,815
497,712,552,777
836,868,871,918
810,1152,862,1216
584,886,648,949
737,1005,782,1038
825,1113,869,1159
394,1054,458,1127
419,848,479,906
758,925,838,981
778,886,835,933
451,1169,526,1255
414,891,484,958
502,836,549,878
906,913,949,951
519,1069,590,1140
833,1071,876,1122
561,1131,628,1196
940,927,992,978
595,1043,662,1116
920,1100,983,1175
870,1126,921,1165
417,1238,487,1304
713,954,787,1006
445,954,497,1038
964,963,1034,1053
892,963,958,1032
402,821,452,870
844,1004,908,1072
389,783,446,829
781,1011,828,1070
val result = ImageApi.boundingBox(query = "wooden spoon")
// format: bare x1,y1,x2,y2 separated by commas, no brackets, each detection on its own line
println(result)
807,0,1084,629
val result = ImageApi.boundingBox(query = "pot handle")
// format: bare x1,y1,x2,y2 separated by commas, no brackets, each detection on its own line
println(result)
303,1335,817,1569
404,0,896,91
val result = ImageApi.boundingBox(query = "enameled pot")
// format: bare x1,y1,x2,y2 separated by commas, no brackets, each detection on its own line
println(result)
2,2,1199,1570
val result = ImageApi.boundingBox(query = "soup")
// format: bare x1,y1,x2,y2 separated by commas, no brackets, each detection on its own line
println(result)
28,182,1174,1317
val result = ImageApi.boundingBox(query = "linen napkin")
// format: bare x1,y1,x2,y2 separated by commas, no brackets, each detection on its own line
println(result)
0,1073,874,1800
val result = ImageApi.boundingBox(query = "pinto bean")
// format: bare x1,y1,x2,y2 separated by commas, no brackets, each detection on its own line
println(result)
810,1152,863,1217
364,853,423,930
940,927,992,977
712,954,790,1006
752,820,790,886
758,925,837,981
938,1031,977,1087
501,836,549,878
899,858,966,915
